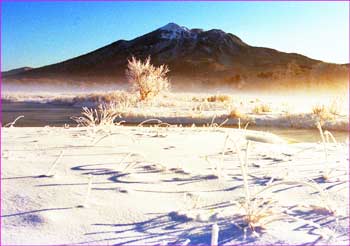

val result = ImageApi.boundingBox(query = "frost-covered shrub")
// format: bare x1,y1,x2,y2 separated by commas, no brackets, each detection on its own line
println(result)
126,56,170,101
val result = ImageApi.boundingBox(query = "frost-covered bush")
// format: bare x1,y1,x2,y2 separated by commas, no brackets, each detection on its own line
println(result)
126,56,170,101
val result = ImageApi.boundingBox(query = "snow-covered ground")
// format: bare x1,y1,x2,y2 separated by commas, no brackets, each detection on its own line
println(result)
2,125,349,245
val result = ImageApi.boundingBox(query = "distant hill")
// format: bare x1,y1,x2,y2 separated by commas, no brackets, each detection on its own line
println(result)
2,67,32,77
3,23,348,90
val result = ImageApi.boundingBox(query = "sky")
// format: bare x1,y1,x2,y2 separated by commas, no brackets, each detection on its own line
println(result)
1,1,349,71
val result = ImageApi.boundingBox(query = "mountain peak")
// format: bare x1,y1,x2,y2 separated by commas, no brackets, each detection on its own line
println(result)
158,23,198,40
159,23,188,32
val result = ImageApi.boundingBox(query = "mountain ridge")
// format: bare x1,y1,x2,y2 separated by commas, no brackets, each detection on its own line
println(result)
3,23,348,90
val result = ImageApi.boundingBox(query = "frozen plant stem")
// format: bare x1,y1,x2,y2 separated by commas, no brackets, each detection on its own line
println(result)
122,153,139,172
4,115,24,128
245,140,251,169
79,174,93,208
219,135,229,178
210,115,216,127
137,118,162,127
233,139,250,201
211,223,219,246
324,130,337,144
182,239,191,245
45,151,64,177
316,122,337,179
316,122,328,163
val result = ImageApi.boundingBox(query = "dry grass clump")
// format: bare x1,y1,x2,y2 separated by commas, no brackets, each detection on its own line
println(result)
192,96,207,102
207,94,231,103
107,100,136,118
190,104,204,117
126,56,170,101
312,104,328,116
312,104,336,122
72,91,136,105
231,140,287,235
228,107,250,126
252,103,271,114
71,103,121,128
228,107,245,119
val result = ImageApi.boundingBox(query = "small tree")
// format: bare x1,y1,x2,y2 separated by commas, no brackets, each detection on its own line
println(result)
126,56,170,101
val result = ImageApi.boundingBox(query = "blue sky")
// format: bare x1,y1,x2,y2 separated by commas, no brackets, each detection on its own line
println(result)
1,1,349,71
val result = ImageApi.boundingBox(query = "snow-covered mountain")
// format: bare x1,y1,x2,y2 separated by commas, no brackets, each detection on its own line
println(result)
3,23,347,89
